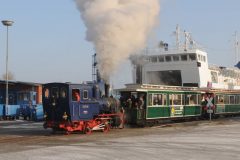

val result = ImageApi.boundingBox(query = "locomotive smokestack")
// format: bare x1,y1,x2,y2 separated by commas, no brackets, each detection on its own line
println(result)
104,83,110,97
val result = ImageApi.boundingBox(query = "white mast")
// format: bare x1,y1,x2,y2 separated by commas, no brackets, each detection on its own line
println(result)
176,24,180,50
184,30,188,51
235,31,239,64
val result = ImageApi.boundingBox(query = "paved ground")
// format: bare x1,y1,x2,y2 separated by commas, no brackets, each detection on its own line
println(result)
0,118,240,160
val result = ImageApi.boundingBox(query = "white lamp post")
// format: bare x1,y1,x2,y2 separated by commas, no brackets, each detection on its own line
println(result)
2,20,14,108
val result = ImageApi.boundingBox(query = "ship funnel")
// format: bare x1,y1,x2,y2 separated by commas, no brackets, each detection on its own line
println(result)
235,61,240,69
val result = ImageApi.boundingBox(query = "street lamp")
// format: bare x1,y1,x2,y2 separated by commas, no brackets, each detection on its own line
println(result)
2,20,14,109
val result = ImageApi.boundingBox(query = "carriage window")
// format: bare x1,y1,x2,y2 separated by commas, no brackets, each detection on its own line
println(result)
153,94,162,105
224,95,229,104
185,94,198,105
148,94,153,106
216,95,224,104
229,95,235,104
235,95,240,104
83,90,88,99
60,88,67,98
170,94,182,105
72,89,80,101
163,94,167,105
44,89,50,98
52,87,59,98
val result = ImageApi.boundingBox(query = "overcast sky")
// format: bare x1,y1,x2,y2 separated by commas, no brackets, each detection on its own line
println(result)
0,0,239,88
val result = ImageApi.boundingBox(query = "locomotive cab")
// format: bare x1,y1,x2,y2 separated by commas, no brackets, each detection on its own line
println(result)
43,83,102,122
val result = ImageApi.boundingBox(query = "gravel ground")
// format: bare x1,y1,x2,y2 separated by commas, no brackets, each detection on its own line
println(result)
0,118,240,160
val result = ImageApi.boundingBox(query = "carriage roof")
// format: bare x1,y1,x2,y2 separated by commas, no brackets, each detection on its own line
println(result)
117,84,240,94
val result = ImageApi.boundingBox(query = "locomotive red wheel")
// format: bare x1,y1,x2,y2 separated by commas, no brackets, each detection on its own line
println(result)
102,124,110,133
64,131,71,135
84,126,92,135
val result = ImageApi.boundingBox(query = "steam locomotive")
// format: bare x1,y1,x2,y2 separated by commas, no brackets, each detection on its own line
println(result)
42,81,123,134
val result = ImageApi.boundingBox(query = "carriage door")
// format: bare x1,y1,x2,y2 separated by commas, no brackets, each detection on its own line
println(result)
71,89,81,120
137,92,146,120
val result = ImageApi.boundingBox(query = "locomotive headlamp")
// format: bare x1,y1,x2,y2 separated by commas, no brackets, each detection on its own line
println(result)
63,112,68,120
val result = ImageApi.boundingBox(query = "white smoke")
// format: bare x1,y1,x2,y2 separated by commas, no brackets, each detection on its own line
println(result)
75,0,160,81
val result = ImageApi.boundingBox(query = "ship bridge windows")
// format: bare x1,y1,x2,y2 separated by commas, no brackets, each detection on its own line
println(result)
149,54,202,63
165,56,172,62
158,56,164,62
173,55,179,61
189,54,196,61
197,54,206,62
181,55,188,61
151,56,157,63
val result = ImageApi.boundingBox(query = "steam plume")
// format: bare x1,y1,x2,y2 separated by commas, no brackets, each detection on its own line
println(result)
75,0,160,81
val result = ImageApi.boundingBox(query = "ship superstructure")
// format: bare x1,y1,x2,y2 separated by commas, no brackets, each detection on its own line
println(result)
130,26,240,90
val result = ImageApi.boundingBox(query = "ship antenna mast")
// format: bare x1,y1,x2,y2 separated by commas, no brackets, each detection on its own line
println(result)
235,31,239,63
176,24,180,50
184,30,188,51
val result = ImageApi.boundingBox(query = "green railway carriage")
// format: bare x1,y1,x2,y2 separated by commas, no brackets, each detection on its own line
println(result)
118,84,240,126
212,91,240,115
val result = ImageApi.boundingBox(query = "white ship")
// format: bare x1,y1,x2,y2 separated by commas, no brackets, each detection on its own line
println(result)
130,26,240,90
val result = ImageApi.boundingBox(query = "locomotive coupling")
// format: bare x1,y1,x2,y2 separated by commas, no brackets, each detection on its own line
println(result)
62,112,68,120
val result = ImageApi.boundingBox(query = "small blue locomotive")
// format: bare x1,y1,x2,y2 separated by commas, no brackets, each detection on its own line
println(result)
42,81,123,134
